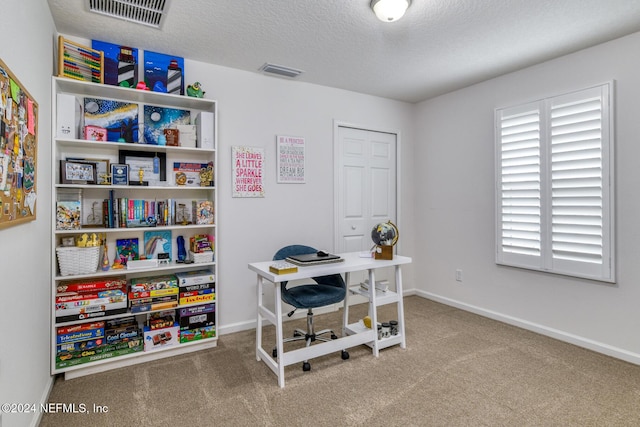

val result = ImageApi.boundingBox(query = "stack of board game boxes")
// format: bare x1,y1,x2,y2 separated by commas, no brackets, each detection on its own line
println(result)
56,317,143,369
55,277,128,323
53,269,216,367
129,275,179,313
175,269,216,343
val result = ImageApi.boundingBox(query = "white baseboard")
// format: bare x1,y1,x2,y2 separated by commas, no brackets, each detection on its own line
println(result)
33,375,55,427
416,290,640,366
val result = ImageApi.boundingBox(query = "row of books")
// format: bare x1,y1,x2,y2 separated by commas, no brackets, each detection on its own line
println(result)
103,190,214,228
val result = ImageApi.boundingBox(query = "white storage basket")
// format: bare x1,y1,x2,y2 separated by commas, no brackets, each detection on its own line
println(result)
56,246,100,276
189,250,214,264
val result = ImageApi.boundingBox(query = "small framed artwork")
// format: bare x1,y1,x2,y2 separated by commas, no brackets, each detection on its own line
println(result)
66,158,110,185
115,238,139,267
60,160,97,184
111,164,129,186
144,230,172,261
119,150,166,185
276,135,305,184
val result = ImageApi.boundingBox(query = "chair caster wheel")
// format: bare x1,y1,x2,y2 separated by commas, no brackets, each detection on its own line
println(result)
293,331,302,337
302,362,311,371
272,348,277,358
331,333,338,339
341,350,350,360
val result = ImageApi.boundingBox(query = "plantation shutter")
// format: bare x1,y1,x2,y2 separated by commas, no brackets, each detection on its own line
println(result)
496,103,543,269
496,83,614,282
549,86,612,279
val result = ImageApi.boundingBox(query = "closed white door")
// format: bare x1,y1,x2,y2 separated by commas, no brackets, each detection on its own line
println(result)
335,125,397,272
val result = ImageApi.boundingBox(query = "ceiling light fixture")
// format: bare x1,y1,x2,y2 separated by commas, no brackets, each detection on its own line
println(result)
370,0,411,22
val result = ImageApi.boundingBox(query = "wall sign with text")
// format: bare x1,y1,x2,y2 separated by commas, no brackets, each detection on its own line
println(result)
232,146,264,198
276,135,305,184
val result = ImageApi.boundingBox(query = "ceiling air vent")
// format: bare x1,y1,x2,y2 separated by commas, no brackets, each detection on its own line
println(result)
87,0,170,29
259,63,304,79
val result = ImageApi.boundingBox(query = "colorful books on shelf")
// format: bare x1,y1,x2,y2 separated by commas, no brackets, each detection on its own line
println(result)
102,192,214,228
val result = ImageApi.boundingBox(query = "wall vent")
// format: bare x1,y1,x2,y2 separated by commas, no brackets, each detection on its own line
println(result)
259,63,304,78
87,0,170,28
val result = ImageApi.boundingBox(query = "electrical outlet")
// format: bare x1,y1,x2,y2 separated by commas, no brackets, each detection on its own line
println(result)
455,269,463,282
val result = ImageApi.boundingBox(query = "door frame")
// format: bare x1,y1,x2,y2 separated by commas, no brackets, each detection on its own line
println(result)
332,120,403,255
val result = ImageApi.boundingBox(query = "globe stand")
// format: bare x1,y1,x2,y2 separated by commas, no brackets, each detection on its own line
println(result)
374,245,393,260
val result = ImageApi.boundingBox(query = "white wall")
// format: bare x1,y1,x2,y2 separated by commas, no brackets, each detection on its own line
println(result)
0,1,56,426
414,31,640,362
183,60,416,331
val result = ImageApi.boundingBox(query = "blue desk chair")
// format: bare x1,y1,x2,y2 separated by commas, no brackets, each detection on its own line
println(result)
272,245,350,371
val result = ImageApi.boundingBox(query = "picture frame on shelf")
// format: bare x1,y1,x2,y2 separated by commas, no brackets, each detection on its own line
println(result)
119,150,166,185
60,160,97,184
115,237,139,267
66,158,110,185
84,97,139,143
144,230,172,261
111,163,129,186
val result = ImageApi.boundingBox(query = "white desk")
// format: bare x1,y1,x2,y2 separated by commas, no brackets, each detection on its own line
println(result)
249,252,412,387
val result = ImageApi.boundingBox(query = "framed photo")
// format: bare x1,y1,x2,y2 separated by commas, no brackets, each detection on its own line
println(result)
111,163,129,186
66,158,110,184
119,150,166,184
60,160,97,184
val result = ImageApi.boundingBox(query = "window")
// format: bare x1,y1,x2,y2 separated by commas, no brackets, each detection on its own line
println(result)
495,83,614,282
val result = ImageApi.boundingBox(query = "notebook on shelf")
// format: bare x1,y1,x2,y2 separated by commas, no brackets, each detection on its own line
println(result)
285,252,343,266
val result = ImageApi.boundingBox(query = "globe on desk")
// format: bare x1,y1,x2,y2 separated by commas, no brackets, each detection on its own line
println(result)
371,221,398,259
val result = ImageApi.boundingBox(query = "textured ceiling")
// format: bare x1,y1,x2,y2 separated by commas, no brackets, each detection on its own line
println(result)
47,0,640,103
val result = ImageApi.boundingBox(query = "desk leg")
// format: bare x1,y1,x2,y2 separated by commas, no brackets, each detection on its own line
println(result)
342,272,350,336
274,282,285,388
256,275,263,361
396,265,406,349
368,268,379,357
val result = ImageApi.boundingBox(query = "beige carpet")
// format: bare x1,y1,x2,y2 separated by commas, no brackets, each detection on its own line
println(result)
40,296,640,426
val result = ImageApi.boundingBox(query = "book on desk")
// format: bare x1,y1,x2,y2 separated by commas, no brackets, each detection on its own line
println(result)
269,261,298,274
